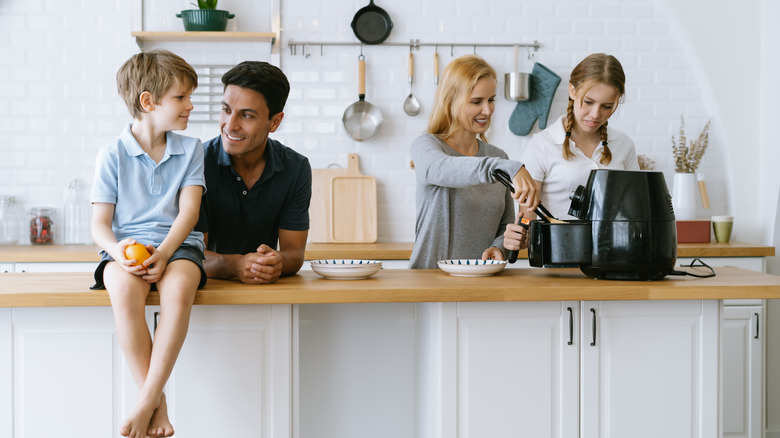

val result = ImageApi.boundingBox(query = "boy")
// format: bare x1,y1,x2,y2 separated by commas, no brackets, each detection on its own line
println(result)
90,50,205,438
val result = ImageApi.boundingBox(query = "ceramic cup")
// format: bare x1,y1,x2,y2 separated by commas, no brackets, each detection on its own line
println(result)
712,215,733,243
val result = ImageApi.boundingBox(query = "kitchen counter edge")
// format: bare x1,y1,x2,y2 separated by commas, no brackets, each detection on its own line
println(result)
2,267,780,307
0,242,773,263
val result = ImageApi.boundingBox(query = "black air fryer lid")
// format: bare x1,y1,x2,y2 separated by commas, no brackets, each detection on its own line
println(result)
568,169,674,222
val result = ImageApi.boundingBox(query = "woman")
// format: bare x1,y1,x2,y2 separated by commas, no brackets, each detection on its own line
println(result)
409,55,538,269
504,53,639,251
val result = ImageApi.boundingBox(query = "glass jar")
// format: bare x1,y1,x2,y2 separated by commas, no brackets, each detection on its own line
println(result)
64,179,90,244
30,207,55,245
0,196,20,245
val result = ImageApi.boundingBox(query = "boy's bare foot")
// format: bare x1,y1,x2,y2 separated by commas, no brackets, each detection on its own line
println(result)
146,393,174,437
120,398,157,438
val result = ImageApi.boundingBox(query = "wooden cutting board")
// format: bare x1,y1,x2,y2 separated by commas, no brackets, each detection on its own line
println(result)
310,154,377,243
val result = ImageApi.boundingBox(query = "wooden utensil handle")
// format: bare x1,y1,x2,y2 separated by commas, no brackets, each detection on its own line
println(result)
359,58,366,96
434,52,439,84
408,52,414,78
698,180,710,209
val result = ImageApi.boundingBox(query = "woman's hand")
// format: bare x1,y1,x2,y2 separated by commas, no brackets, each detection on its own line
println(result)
482,246,505,261
504,212,529,251
511,166,539,212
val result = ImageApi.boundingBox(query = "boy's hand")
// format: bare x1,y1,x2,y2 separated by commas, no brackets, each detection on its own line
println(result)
141,245,169,284
114,238,149,276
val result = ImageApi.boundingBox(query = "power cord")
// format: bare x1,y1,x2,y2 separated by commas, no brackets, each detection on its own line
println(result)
668,258,716,278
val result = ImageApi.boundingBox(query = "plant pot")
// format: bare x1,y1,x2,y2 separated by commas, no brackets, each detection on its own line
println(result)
176,9,235,32
671,172,697,220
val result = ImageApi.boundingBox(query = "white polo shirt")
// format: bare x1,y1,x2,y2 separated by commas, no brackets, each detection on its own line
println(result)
520,116,640,219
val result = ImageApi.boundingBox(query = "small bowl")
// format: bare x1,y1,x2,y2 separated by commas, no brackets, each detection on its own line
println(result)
437,259,507,277
310,259,382,280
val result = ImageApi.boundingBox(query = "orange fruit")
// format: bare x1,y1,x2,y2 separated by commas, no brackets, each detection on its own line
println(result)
125,243,151,266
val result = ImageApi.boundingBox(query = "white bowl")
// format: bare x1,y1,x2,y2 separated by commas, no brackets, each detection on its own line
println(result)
437,259,507,277
310,259,383,280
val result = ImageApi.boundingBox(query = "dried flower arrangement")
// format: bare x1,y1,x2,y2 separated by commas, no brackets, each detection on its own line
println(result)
672,116,711,173
637,154,656,170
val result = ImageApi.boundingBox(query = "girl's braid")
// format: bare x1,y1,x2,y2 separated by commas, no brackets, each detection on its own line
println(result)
599,121,612,165
563,98,575,160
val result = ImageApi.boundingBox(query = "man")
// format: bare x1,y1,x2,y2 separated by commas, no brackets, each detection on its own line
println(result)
197,61,312,284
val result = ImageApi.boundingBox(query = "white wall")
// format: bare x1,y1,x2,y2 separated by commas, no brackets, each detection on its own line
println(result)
0,0,733,245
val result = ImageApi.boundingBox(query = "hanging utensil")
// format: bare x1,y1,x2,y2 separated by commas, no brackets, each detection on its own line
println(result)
504,44,530,101
433,48,440,85
350,0,393,45
403,49,421,116
342,54,383,141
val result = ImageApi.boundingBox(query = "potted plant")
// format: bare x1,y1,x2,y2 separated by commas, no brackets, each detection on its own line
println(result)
670,116,711,220
177,0,235,32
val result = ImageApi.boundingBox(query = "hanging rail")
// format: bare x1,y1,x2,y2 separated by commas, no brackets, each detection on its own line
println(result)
287,38,540,57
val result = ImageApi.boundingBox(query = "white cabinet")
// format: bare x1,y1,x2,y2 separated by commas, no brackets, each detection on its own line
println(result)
10,307,123,438
581,300,719,438
0,264,12,273
424,300,720,438
420,301,579,438
3,304,291,438
154,304,292,438
722,305,764,438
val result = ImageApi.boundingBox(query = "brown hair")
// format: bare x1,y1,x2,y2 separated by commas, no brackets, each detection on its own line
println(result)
116,50,198,119
428,54,497,143
563,53,625,164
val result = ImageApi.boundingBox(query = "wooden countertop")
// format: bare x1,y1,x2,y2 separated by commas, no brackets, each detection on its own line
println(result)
0,242,774,263
2,267,780,307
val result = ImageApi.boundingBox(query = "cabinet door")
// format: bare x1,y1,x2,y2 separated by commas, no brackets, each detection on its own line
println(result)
159,304,292,438
12,307,121,438
722,305,764,438
580,300,719,438
0,263,12,274
0,309,10,438
426,301,579,438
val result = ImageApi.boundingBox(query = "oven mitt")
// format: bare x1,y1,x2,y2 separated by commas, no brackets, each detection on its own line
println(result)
509,63,561,136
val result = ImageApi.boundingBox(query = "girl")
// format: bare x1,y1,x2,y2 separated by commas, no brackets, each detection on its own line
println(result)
409,54,538,269
504,53,639,251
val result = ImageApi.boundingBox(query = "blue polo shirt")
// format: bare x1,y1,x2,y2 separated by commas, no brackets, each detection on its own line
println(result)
91,124,206,251
196,136,311,255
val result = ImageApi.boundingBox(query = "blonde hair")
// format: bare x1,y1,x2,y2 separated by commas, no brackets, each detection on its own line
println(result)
563,53,625,165
428,54,497,143
116,50,198,119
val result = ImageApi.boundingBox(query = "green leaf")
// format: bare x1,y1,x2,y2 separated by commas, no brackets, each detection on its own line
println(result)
196,0,218,9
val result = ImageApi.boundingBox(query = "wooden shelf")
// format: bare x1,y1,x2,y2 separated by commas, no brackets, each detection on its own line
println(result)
131,31,276,48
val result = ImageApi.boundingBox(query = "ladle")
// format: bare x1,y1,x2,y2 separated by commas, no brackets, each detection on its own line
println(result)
403,50,421,116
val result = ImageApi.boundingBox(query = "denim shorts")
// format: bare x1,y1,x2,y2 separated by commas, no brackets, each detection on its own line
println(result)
91,245,207,290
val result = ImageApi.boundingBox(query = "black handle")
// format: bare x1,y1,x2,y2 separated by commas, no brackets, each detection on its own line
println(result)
567,307,573,345
154,311,160,334
755,312,760,339
590,308,597,346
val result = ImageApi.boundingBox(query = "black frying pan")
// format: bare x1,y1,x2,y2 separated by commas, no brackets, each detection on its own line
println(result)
350,0,393,45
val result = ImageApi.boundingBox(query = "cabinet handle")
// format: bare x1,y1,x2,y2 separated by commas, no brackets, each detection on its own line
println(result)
754,313,760,340
154,311,160,335
567,307,574,345
590,308,597,346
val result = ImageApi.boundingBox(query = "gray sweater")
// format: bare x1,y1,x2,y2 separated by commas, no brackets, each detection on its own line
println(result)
409,134,524,269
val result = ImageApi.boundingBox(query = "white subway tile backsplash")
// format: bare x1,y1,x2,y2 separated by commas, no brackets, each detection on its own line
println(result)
0,0,729,243
605,19,637,35
589,2,622,19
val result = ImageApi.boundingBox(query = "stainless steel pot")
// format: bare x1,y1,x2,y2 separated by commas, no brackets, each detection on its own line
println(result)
504,72,530,101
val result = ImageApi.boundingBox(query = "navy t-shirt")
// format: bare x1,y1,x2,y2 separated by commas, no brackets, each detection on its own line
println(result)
196,136,312,255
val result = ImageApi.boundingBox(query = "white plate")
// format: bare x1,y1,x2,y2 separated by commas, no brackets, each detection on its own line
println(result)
310,259,383,280
437,259,507,277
